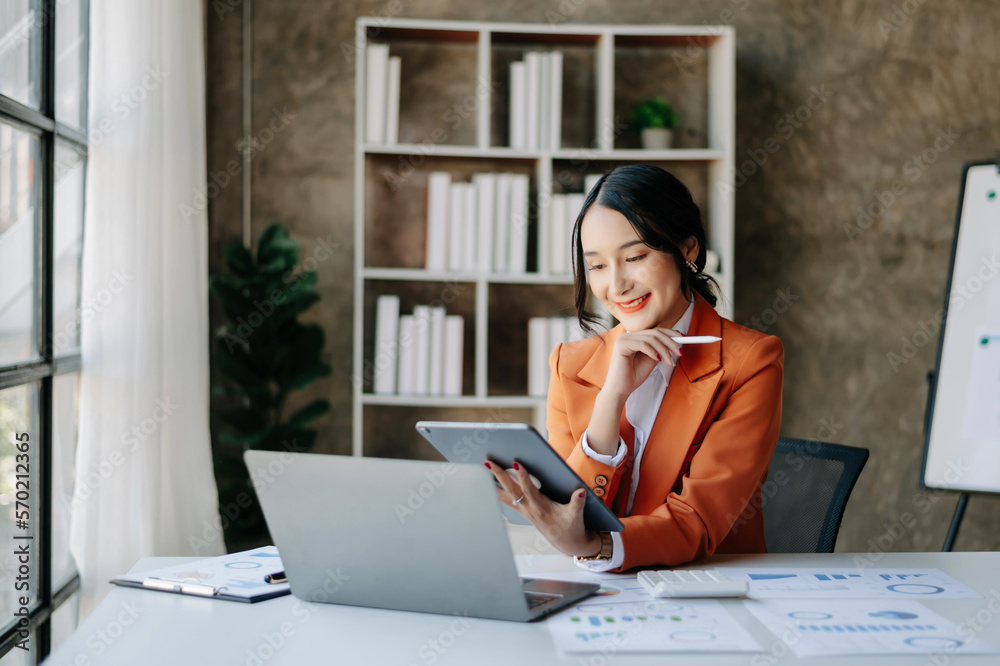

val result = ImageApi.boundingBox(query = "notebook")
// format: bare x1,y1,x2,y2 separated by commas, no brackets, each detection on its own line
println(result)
245,451,598,622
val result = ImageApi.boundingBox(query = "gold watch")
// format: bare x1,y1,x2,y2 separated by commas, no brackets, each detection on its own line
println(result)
577,531,613,561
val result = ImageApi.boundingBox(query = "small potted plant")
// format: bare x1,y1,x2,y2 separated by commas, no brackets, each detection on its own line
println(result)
630,98,679,150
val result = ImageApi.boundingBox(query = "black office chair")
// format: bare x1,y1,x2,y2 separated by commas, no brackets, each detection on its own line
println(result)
761,437,869,553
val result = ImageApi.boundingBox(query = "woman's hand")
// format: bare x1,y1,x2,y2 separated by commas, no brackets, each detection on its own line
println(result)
586,327,683,456
485,460,602,558
603,327,683,399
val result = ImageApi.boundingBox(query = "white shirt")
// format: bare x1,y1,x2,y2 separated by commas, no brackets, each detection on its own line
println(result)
576,301,695,571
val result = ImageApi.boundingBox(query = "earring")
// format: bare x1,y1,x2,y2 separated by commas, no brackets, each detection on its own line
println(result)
686,260,698,273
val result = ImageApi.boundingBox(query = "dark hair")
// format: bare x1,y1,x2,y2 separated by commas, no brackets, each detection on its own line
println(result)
571,164,718,333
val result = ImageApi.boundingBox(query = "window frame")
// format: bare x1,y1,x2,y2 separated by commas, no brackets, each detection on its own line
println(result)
0,0,89,661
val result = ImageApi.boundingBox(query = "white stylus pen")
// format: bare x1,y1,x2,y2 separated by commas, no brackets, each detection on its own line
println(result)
671,336,722,344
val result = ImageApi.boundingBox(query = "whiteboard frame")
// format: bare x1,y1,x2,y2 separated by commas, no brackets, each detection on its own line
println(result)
920,159,1000,493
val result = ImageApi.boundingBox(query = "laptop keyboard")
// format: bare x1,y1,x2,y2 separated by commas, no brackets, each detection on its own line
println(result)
525,592,561,609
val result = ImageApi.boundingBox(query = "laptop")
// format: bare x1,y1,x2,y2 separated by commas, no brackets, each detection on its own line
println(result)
245,451,598,622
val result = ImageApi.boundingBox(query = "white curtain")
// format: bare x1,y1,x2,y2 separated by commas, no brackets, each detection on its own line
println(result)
71,0,225,617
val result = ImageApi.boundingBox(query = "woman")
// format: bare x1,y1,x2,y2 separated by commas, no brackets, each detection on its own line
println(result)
487,164,783,571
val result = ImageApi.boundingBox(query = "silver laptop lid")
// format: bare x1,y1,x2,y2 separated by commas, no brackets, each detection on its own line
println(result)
246,451,535,621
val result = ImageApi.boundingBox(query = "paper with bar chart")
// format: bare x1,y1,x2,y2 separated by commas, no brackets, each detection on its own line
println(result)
744,599,997,656
548,598,761,653
716,567,980,599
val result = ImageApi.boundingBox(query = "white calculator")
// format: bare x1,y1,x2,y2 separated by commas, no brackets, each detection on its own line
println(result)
637,569,748,598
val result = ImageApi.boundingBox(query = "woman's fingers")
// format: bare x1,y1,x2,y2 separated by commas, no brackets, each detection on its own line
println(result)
485,461,523,507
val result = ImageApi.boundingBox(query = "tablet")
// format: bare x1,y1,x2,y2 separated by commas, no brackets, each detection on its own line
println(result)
415,421,624,533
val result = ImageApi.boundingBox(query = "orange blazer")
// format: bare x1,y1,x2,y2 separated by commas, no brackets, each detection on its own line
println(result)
547,297,783,570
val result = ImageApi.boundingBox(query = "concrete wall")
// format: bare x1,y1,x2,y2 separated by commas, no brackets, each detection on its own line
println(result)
205,0,1000,554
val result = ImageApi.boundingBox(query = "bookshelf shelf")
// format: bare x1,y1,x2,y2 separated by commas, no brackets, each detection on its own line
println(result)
353,18,735,459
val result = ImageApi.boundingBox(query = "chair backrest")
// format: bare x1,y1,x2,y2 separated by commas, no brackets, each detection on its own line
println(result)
761,437,869,553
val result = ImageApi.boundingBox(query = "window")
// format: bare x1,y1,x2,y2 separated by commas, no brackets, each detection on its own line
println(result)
0,0,88,661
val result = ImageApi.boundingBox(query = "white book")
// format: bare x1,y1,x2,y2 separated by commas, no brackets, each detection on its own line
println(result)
584,173,602,196
396,315,416,395
412,305,433,395
461,183,478,273
428,306,446,396
566,316,586,342
548,51,563,150
509,61,527,150
550,194,568,276
384,55,401,144
527,317,550,397
373,295,400,394
443,315,464,397
448,182,467,272
524,52,541,151
473,173,496,274
547,317,570,357
425,172,451,271
538,53,551,151
508,174,529,274
364,43,390,145
493,174,512,273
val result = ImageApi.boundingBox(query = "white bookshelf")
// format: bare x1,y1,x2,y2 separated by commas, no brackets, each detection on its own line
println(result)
352,18,735,457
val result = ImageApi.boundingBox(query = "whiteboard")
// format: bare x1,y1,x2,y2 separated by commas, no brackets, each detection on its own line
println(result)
922,161,1000,492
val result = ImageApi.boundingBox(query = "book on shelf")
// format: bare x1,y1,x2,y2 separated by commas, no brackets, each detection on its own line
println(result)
364,44,401,146
425,172,451,271
424,170,532,275
509,61,527,149
385,55,401,144
493,174,512,272
508,51,563,150
527,316,588,396
473,173,496,274
508,174,530,274
428,306,446,396
413,305,432,395
374,301,464,397
397,315,416,395
443,315,464,397
373,294,400,394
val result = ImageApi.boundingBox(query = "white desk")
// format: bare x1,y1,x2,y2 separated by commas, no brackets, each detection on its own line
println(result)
44,527,1000,665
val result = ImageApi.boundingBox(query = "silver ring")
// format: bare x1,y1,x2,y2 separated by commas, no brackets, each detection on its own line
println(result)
512,494,525,506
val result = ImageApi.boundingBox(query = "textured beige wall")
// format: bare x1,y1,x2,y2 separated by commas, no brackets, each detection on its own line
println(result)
206,0,1000,554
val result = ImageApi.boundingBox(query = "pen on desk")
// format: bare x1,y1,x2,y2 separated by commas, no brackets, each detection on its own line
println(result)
265,571,287,584
670,336,722,344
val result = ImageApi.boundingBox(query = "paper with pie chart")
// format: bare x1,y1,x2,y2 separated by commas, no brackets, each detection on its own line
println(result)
717,567,980,599
113,545,289,600
548,598,761,653
744,599,997,656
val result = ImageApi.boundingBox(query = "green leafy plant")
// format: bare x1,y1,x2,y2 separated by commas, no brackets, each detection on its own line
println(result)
209,224,331,545
629,98,679,130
